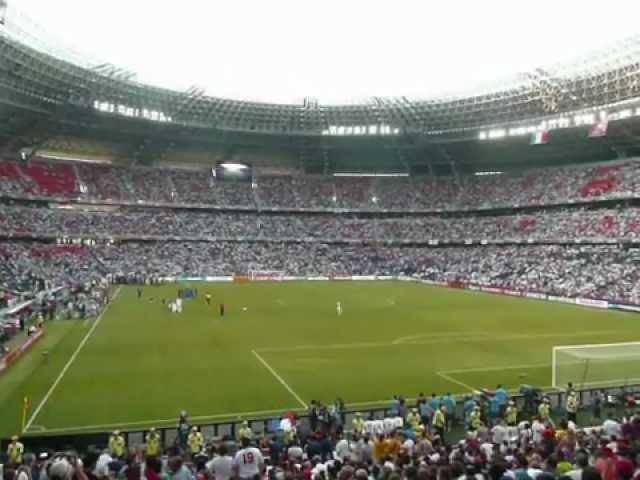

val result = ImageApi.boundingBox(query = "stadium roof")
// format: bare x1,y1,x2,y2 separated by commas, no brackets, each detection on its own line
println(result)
2,0,640,173
9,0,640,105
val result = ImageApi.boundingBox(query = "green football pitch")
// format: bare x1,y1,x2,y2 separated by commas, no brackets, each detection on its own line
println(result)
1,280,639,437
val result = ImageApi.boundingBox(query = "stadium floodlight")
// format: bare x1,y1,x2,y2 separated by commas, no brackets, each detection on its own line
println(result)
220,162,248,172
552,342,640,390
333,173,409,177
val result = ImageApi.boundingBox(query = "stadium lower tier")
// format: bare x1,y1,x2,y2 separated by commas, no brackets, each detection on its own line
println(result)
1,242,638,305
2,204,640,242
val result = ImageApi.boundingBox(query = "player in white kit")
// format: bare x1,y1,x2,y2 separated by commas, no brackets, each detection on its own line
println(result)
336,301,343,316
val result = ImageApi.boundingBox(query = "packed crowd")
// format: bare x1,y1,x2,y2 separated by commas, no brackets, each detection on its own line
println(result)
1,386,637,480
2,205,640,243
1,159,640,210
0,243,105,293
0,242,638,305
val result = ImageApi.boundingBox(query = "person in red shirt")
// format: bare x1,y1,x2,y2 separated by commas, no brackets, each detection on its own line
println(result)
145,457,162,480
595,447,618,480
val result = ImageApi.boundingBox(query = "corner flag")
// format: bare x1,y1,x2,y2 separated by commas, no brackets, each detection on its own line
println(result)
21,397,30,432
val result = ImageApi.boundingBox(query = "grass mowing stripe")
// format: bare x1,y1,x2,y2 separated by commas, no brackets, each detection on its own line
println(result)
251,350,308,409
24,286,121,432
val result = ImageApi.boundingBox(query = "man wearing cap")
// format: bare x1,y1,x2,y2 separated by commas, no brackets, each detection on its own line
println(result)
145,428,161,458
108,430,126,459
7,435,24,466
188,426,204,456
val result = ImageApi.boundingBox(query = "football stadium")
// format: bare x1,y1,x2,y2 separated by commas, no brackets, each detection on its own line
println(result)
3,0,640,478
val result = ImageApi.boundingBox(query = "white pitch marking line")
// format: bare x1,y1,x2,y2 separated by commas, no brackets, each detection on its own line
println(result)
24,286,122,433
392,332,480,345
27,425,47,432
251,349,308,409
436,371,478,393
442,363,551,375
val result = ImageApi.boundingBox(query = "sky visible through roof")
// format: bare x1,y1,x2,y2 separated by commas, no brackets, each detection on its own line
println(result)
11,0,640,105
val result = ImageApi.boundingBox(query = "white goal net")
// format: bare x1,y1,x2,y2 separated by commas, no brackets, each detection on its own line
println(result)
248,270,285,281
552,342,640,389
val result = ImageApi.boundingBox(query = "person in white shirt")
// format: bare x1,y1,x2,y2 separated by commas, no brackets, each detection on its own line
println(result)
336,301,343,316
491,420,508,445
94,449,113,479
207,444,233,480
400,433,414,456
233,438,265,480
480,442,494,462
334,435,350,461
287,443,304,463
531,418,545,444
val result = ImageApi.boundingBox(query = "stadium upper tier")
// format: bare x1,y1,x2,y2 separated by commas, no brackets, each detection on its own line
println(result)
2,24,640,136
0,158,638,211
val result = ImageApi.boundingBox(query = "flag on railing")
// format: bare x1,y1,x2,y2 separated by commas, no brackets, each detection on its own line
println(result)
588,120,609,138
531,130,550,145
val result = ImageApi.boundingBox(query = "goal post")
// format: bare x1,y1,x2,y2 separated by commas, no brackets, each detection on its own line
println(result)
248,269,285,281
552,342,640,390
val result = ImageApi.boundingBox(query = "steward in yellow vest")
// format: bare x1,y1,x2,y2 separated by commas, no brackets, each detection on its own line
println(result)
7,436,24,465
187,426,204,455
109,431,126,458
145,428,161,457
352,413,365,435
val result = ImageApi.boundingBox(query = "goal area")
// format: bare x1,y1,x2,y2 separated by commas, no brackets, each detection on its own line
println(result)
552,342,640,389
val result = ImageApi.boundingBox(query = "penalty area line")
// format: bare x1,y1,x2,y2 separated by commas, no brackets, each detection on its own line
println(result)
251,349,308,409
24,286,122,433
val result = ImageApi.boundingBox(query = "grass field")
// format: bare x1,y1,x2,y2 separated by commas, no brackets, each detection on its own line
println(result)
1,280,639,437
